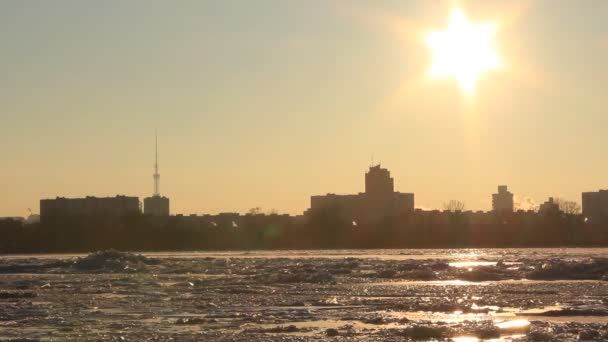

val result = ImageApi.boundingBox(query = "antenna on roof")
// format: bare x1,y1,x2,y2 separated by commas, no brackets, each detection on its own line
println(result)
153,129,160,197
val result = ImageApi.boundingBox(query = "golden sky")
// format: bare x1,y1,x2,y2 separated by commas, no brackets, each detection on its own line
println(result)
1,1,607,216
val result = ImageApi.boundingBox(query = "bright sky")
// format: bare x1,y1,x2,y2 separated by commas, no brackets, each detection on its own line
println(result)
1,0,607,216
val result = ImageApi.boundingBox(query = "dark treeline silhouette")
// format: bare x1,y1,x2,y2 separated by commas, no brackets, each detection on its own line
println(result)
1,209,608,253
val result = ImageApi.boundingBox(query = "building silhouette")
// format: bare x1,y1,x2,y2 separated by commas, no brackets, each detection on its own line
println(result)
143,131,170,216
40,196,140,223
365,165,394,196
539,197,560,215
582,189,608,223
144,197,169,217
0,217,24,223
308,164,414,222
492,185,513,213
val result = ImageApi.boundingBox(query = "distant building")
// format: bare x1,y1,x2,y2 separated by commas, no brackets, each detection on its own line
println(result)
582,190,608,223
307,165,414,222
539,197,560,215
143,131,170,216
365,165,394,196
0,217,24,223
310,193,363,220
40,196,140,223
144,196,170,216
492,185,514,213
0,218,22,233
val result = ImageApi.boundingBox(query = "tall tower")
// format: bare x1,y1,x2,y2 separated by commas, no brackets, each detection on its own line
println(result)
153,130,160,197
144,130,170,216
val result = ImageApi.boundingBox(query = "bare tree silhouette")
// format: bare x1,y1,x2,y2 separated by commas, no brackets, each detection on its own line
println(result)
554,198,581,215
248,207,262,215
443,200,465,212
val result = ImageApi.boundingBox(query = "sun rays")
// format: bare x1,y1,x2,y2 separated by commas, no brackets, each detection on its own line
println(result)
426,9,501,95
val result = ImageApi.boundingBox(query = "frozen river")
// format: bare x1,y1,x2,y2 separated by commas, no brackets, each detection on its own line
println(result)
5,247,608,260
1,248,608,341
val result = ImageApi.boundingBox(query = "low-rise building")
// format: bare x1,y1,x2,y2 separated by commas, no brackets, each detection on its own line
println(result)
40,196,140,223
539,197,560,215
144,196,170,216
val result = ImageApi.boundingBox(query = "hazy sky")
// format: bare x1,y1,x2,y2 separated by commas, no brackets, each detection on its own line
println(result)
2,0,607,216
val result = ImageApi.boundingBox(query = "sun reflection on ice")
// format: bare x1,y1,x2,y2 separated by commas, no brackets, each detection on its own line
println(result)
452,337,480,342
496,319,531,329
449,261,497,268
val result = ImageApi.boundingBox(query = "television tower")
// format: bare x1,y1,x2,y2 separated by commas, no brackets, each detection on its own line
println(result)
153,130,160,197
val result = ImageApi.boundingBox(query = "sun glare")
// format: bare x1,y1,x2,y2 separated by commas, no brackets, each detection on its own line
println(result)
426,9,500,95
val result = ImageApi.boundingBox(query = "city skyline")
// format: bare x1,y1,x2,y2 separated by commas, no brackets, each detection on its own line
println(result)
34,163,594,218
2,1,608,216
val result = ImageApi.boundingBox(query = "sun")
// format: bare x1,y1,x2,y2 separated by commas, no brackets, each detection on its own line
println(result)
426,9,500,95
